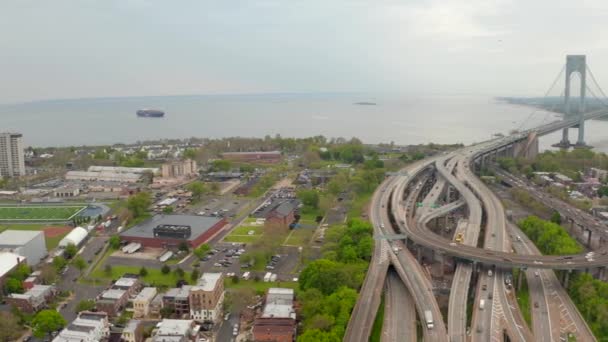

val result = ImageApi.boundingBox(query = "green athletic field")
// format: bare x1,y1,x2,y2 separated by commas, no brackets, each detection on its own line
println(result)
0,205,86,221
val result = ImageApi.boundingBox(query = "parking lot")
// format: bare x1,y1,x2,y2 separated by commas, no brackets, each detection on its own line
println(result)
194,242,300,282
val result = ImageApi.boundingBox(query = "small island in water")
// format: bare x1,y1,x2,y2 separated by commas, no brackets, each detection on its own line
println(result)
354,101,377,106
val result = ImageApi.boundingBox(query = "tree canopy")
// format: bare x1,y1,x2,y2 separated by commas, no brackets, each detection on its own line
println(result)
518,216,582,255
186,181,208,200
32,310,67,338
127,192,152,219
0,312,21,341
297,189,320,210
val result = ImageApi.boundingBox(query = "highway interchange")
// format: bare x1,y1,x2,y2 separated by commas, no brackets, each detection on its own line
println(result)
345,110,607,341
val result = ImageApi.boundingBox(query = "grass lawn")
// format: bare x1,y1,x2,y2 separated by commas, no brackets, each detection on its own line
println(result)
223,235,259,243
514,269,532,328
0,205,86,221
243,217,262,225
0,223,70,249
89,264,192,287
46,234,66,250
231,225,263,235
299,211,321,222
225,278,298,294
369,294,385,342
284,228,315,246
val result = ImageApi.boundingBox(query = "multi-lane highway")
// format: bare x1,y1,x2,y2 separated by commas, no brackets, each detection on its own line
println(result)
346,108,608,341
381,271,416,342
510,223,596,341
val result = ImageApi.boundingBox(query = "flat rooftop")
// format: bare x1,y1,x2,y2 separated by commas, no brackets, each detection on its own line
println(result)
0,252,26,277
135,287,157,302
156,319,193,335
0,230,43,246
120,214,223,241
100,288,126,300
195,273,222,291
114,277,138,288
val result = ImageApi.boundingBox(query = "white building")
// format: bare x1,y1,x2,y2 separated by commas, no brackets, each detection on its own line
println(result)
262,288,296,320
0,132,25,178
0,230,47,266
0,252,26,286
53,311,110,342
153,319,199,342
121,319,142,342
133,287,157,318
58,227,88,248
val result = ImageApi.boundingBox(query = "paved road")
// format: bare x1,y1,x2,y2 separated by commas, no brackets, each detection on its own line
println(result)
343,177,392,342
58,235,108,322
497,169,608,248
381,271,416,342
510,223,596,342
391,163,448,341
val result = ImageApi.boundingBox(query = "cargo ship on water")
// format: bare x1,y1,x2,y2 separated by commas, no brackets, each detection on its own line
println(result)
136,109,165,118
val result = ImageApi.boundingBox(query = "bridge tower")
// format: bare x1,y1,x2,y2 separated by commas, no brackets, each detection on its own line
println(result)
559,55,587,147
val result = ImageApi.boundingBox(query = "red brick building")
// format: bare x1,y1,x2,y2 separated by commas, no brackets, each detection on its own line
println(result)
96,289,128,317
253,318,295,342
265,201,297,229
120,215,226,249
6,284,56,314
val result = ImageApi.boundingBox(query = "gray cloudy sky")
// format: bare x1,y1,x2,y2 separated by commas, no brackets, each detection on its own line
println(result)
2,0,608,103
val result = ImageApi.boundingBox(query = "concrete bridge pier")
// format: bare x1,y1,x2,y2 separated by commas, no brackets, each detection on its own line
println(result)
598,267,607,282
517,268,524,290
562,270,571,289
555,128,572,148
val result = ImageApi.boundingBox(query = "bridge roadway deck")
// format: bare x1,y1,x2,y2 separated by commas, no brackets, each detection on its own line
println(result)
343,177,392,342
384,161,448,341
381,271,417,342
388,154,608,269
446,155,484,342
462,153,532,342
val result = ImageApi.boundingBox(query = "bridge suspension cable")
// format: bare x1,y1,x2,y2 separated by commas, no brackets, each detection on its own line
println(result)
516,64,565,131
585,64,608,110
538,89,565,125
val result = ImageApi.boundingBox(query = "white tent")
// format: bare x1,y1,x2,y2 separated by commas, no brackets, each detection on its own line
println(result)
59,227,88,248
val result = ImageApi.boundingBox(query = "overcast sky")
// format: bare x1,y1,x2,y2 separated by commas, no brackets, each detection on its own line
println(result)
2,0,608,103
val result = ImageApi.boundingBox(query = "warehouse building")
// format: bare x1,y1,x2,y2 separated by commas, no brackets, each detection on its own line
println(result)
120,214,226,248
65,165,159,183
0,230,47,266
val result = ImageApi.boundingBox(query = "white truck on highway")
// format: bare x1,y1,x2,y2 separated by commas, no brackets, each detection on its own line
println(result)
479,299,485,310
424,310,434,329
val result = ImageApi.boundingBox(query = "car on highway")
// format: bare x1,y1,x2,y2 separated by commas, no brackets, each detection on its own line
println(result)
487,269,493,277
534,271,540,277
534,302,539,308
